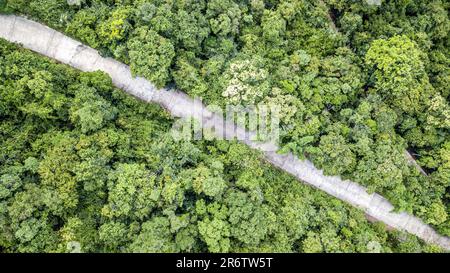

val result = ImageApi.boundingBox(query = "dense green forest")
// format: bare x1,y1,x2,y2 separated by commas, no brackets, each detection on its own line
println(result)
0,0,449,252
0,39,438,253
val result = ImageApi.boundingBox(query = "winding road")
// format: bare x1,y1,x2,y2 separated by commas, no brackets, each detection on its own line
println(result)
1,14,449,250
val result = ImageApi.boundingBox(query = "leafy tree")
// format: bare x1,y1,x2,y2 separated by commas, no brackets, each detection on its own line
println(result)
225,190,268,247
69,86,117,133
312,130,356,176
129,217,177,253
98,7,132,46
127,26,176,87
98,221,129,251
1,0,448,253
198,217,231,253
102,163,158,220
365,35,430,115
221,56,270,105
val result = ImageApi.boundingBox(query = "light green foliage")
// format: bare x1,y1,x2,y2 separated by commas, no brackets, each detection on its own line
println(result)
262,10,286,43
191,163,227,198
366,35,429,114
70,86,117,133
102,163,157,220
198,217,231,253
98,7,131,45
425,202,447,226
37,133,80,216
302,232,323,253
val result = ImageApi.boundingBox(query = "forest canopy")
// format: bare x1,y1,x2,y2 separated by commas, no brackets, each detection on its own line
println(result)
0,0,449,252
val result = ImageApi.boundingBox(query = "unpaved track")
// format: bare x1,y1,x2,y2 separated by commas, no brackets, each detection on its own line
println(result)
1,15,449,250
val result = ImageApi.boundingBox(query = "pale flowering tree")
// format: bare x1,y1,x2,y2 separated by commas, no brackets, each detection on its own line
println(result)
426,95,450,129
221,58,270,105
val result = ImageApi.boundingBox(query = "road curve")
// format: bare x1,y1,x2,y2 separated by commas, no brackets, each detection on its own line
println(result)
1,14,449,250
